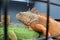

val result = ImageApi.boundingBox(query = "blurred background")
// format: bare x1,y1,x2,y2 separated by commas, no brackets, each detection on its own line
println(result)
0,0,60,23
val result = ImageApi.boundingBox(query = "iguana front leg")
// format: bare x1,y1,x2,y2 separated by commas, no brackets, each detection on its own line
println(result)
29,24,52,40
29,24,53,40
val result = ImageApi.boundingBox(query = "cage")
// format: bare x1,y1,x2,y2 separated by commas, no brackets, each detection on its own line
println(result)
0,0,60,40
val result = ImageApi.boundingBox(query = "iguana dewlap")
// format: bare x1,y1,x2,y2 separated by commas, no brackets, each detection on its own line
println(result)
16,8,60,39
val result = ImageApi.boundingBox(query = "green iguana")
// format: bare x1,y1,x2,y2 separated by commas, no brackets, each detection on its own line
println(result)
16,8,60,40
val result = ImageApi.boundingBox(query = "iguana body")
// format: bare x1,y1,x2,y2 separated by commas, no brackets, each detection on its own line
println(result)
16,8,60,39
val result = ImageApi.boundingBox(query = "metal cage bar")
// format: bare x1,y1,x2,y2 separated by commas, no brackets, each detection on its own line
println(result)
46,0,50,40
2,0,8,40
31,0,60,6
0,1,2,22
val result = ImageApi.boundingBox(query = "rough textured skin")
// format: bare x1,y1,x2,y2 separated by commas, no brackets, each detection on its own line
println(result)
16,8,60,39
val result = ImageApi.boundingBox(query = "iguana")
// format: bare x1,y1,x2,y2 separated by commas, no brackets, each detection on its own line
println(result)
16,8,60,39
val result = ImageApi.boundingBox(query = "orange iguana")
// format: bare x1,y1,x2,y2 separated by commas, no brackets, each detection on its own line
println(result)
16,8,60,39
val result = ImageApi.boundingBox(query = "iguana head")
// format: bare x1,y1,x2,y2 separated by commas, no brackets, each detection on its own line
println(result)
16,8,38,25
